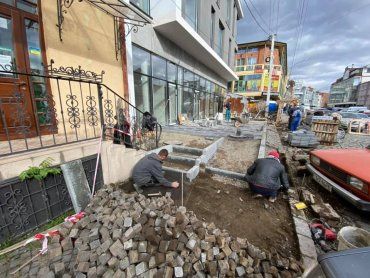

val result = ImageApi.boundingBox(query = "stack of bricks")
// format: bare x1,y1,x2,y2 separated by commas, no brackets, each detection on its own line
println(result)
26,185,303,277
288,131,319,148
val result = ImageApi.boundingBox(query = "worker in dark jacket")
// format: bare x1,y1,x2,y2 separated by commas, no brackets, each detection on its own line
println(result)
244,150,289,202
132,149,179,193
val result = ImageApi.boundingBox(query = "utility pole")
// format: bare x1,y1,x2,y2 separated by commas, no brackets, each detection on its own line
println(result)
265,34,275,118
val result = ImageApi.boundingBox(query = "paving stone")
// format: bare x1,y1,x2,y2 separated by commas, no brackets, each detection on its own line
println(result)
98,253,112,265
77,250,90,263
123,239,133,250
107,257,119,268
126,265,136,278
124,217,133,227
128,250,139,264
87,267,97,278
119,257,130,270
109,239,125,258
89,239,101,250
236,266,246,277
138,241,147,253
135,262,148,276
186,238,197,250
77,262,90,273
112,269,125,278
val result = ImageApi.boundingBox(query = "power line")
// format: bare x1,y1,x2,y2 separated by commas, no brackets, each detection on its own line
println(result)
248,0,269,32
242,0,269,35
275,0,281,36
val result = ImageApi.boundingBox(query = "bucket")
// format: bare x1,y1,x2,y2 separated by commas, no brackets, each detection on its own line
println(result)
337,226,370,251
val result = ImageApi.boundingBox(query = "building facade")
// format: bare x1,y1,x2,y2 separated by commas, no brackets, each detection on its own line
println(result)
128,0,243,124
228,40,288,100
357,81,370,109
293,80,322,109
329,65,370,107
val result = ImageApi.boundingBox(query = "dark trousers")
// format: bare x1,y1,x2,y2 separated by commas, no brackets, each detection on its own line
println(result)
249,183,278,198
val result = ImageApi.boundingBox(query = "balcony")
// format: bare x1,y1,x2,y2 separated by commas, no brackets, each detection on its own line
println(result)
150,0,237,81
235,64,282,74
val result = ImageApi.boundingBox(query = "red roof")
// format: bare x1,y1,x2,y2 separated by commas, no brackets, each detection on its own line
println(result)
311,148,370,183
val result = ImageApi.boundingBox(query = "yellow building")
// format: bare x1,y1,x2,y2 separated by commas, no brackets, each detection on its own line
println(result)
0,0,150,152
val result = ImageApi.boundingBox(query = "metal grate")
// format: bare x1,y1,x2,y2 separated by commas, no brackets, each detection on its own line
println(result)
0,155,103,244
319,160,348,184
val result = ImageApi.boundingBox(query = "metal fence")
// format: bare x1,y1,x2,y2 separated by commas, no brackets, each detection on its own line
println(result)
0,155,103,244
0,60,161,157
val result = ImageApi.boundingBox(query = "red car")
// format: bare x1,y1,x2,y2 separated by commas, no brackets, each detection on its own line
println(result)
307,146,370,211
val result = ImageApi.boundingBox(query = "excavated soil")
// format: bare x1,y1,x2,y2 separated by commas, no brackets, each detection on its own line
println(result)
209,139,261,173
161,132,213,149
184,173,299,259
118,173,299,259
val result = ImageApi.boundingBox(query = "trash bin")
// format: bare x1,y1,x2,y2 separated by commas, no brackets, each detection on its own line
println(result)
337,226,370,251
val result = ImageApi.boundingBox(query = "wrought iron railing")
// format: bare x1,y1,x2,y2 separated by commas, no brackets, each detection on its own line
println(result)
0,61,161,157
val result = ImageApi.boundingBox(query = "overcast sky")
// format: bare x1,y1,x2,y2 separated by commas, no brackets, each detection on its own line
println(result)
237,0,370,91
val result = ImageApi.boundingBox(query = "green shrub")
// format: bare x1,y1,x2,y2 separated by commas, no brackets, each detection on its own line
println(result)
19,157,61,181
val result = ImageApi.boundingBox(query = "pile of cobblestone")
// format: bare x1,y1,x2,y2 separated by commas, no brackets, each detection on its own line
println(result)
34,185,302,277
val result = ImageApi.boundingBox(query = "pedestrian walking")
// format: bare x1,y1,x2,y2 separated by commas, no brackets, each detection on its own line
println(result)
225,101,231,122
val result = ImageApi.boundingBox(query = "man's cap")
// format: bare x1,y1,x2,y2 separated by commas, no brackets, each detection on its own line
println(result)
268,150,280,159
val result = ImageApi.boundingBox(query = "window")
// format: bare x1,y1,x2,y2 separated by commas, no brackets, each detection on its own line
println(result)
232,3,236,36
133,45,151,75
134,73,151,113
1,0,38,14
182,0,198,30
237,48,246,54
130,0,150,15
167,62,177,83
228,39,232,66
217,21,224,58
152,78,167,124
246,47,258,53
236,58,245,66
247,57,257,65
226,0,232,26
210,6,215,48
184,69,194,88
152,55,166,80
177,66,183,85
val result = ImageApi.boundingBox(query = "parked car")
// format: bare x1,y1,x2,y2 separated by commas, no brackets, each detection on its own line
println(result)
339,112,369,130
307,146,370,211
303,247,370,278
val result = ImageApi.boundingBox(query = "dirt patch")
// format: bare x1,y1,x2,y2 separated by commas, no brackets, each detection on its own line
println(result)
184,173,299,259
161,132,213,149
163,161,192,171
209,139,260,173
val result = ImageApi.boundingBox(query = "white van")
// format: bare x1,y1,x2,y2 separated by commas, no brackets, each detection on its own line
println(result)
347,106,368,112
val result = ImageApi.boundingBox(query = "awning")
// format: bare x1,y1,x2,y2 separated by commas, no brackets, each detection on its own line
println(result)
84,0,153,26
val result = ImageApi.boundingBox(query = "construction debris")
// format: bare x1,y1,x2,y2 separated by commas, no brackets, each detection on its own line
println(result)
311,203,341,227
25,186,303,277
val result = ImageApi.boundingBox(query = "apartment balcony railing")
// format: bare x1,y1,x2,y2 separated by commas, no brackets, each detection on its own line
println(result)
235,64,282,73
0,61,161,157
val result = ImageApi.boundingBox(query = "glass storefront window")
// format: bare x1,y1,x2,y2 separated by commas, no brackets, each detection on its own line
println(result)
183,87,194,120
152,78,167,124
152,55,166,80
168,83,177,124
184,69,194,88
206,80,211,93
177,85,183,115
200,77,206,91
194,74,200,90
167,62,177,83
199,91,206,119
133,45,151,75
134,73,151,113
205,93,210,118
177,66,183,85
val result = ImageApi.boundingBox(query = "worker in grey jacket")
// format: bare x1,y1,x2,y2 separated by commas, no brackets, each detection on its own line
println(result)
132,149,179,192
